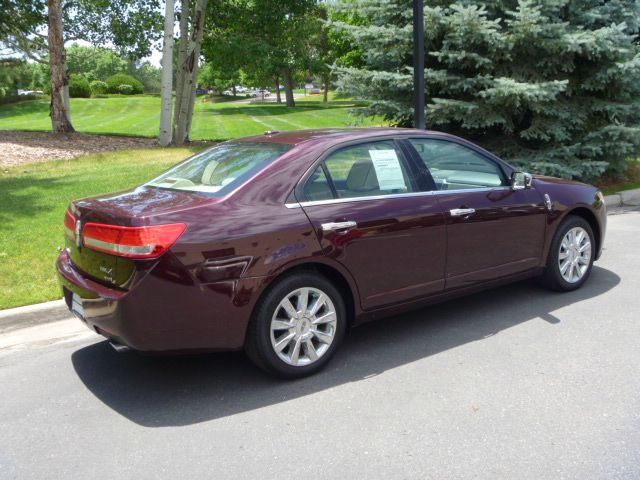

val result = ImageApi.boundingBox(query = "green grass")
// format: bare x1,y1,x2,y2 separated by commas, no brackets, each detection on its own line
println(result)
0,147,204,310
0,93,381,140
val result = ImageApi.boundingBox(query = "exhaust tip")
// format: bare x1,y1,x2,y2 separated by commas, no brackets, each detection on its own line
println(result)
109,340,131,353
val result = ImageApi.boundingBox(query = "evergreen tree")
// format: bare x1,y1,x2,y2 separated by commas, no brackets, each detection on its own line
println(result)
335,0,640,180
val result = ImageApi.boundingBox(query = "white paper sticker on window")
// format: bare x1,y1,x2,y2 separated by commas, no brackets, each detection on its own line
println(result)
368,149,407,190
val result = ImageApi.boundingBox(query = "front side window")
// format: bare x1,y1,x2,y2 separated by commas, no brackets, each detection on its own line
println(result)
314,141,417,199
409,138,507,190
146,141,293,195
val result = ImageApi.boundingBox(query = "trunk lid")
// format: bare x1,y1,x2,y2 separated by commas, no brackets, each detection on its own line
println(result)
66,186,215,288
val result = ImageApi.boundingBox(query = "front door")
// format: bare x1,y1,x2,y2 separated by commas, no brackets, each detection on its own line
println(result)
406,137,547,289
297,139,447,310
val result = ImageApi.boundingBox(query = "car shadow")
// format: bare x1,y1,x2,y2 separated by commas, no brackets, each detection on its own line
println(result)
71,266,620,427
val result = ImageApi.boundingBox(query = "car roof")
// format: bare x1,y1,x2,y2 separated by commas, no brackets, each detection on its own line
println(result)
234,127,447,147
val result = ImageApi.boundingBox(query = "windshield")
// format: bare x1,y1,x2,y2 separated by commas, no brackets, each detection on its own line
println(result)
146,141,293,195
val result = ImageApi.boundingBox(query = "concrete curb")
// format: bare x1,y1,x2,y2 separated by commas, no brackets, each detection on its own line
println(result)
2,186,640,334
604,187,640,209
0,299,70,334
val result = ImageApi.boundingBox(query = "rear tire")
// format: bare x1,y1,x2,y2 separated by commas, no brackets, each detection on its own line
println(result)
245,272,346,379
540,215,595,292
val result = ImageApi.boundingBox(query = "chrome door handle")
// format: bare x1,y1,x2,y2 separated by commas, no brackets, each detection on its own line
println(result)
450,208,476,217
321,221,357,232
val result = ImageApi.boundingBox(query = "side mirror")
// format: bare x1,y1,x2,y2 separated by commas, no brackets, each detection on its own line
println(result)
511,171,533,190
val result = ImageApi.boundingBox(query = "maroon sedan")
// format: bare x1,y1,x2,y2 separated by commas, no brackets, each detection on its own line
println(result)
57,128,606,378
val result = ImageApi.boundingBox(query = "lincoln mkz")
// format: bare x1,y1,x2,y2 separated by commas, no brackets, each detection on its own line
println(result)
57,128,606,378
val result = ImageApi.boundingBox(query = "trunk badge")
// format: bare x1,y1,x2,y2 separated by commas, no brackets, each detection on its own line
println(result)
75,220,82,248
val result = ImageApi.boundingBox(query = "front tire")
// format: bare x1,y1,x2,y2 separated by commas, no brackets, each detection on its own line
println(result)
245,272,346,378
540,215,595,292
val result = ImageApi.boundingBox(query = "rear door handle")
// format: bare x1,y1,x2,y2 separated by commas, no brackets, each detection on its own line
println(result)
450,208,476,217
321,221,357,232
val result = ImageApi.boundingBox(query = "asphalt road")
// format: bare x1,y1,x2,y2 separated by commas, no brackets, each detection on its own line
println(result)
1,212,639,480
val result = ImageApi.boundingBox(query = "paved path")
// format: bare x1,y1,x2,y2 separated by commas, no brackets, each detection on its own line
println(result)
1,213,639,479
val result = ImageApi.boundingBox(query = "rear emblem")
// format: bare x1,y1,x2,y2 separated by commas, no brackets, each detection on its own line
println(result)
75,220,82,248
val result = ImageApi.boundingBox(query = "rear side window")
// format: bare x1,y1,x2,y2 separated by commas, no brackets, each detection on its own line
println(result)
409,138,507,190
146,141,293,196
303,141,417,201
302,166,334,201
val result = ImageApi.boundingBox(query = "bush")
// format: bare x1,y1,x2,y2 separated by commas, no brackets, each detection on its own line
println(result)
106,73,144,94
117,84,134,95
90,80,108,95
0,87,5,101
68,74,91,98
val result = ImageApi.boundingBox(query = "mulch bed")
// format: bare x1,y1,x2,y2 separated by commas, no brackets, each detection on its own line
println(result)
0,130,159,169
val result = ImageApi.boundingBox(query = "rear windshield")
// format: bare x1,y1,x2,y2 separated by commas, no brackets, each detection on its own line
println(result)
146,141,293,195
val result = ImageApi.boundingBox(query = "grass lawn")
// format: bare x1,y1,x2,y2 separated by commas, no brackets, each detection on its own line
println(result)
0,93,381,140
0,147,203,310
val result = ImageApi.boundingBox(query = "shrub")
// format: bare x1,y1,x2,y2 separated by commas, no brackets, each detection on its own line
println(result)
0,86,5,101
68,74,91,98
106,73,144,94
117,84,134,95
90,80,108,95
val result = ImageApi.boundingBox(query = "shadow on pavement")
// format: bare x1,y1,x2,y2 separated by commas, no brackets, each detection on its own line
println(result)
71,266,620,427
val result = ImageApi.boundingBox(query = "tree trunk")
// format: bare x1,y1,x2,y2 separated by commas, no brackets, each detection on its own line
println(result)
159,0,175,146
174,0,207,146
47,0,74,133
274,75,281,103
282,67,295,107
173,0,191,136
323,75,330,103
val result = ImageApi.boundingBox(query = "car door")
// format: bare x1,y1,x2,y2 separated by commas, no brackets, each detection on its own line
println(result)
295,138,447,310
406,137,548,290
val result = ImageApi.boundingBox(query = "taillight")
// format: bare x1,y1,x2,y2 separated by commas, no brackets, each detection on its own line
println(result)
81,223,186,259
64,210,76,241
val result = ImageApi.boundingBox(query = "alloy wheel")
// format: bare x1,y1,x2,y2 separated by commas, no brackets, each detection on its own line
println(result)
558,226,592,283
269,287,337,367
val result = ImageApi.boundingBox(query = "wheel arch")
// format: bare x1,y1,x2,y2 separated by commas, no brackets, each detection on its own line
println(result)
245,260,360,347
563,206,601,256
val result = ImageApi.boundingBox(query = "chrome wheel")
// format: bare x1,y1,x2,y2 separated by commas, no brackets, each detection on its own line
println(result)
269,287,337,367
558,226,592,283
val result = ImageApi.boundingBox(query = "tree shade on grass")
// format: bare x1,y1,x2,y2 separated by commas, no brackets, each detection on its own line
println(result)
0,94,380,140
335,0,640,180
0,148,203,310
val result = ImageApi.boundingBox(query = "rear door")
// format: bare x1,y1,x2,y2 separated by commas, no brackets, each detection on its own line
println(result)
406,137,547,289
295,138,446,310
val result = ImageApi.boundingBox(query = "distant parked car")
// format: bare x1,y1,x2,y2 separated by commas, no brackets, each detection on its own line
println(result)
235,85,247,93
18,89,43,96
58,128,606,378
257,89,271,97
222,90,233,96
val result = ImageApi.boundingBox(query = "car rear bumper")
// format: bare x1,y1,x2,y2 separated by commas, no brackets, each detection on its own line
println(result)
56,249,266,353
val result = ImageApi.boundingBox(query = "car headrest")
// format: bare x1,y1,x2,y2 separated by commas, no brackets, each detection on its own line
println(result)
201,161,219,185
346,160,379,192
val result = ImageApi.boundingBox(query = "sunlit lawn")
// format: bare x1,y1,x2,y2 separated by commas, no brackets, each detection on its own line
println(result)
0,93,381,140
0,147,204,309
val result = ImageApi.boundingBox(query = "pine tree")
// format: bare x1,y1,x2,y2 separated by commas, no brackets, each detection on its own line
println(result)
335,0,640,180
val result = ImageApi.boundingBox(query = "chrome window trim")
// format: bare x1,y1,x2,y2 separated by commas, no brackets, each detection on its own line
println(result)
285,186,512,209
